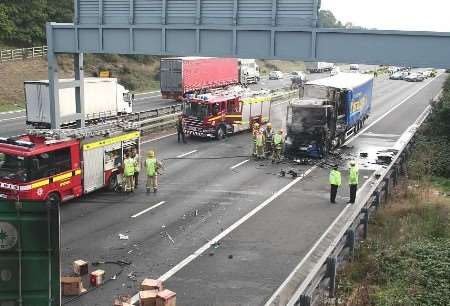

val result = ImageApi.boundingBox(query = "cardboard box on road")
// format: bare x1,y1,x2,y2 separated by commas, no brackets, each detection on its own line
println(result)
113,294,132,306
73,259,89,276
90,269,105,287
156,289,176,306
139,290,158,306
141,278,163,291
61,277,86,296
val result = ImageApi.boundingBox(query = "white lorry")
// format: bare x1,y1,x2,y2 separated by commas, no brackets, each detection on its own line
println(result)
305,62,335,73
238,59,260,85
25,78,133,128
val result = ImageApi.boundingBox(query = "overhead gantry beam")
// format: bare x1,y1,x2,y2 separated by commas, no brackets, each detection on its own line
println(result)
48,24,450,69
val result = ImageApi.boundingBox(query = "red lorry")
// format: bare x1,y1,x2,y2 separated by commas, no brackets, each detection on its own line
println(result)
160,57,239,100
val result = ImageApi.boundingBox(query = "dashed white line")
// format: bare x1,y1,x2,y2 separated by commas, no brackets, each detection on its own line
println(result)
0,115,26,123
230,159,250,170
131,201,166,218
176,150,198,158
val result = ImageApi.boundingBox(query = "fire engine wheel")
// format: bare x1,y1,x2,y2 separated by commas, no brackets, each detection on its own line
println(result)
46,192,61,209
215,126,226,140
107,173,119,191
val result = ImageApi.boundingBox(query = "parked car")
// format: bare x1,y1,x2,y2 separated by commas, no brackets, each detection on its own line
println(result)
390,71,408,80
330,67,341,76
405,73,424,82
291,71,307,82
349,64,360,71
269,71,284,80
420,70,433,78
388,66,400,74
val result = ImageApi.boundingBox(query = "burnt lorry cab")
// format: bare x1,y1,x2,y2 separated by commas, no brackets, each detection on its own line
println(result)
285,73,373,158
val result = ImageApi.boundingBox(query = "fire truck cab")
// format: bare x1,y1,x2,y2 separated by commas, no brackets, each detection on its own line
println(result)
183,91,272,139
0,130,139,205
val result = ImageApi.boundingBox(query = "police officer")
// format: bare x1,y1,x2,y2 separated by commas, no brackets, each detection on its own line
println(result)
123,152,135,192
348,161,359,204
329,165,341,204
264,122,274,158
144,150,163,194
272,129,284,163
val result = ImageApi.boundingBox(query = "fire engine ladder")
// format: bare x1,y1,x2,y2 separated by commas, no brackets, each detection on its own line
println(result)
27,120,139,139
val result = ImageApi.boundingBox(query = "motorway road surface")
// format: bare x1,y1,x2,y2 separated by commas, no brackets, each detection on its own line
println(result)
57,72,446,305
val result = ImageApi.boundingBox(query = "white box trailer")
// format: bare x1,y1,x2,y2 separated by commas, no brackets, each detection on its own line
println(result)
24,78,133,127
305,62,335,73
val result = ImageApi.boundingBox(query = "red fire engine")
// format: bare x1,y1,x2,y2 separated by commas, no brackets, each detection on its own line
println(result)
182,91,272,139
0,125,140,206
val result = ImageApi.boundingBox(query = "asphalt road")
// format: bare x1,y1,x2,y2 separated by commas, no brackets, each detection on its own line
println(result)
57,72,446,305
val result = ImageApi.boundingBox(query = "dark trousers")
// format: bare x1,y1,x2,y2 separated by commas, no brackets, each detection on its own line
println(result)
134,171,139,187
330,184,338,203
349,184,357,203
178,130,186,143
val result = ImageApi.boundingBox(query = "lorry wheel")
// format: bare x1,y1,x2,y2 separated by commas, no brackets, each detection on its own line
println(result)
46,192,61,209
107,173,118,191
215,126,226,140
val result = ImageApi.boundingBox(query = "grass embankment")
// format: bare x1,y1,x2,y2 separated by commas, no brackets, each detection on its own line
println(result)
333,75,450,306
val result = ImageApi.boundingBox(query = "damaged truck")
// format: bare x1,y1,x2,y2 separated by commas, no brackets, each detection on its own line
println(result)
285,73,374,158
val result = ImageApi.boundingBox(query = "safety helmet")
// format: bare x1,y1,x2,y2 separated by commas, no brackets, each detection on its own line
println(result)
278,129,283,134
254,122,260,128
267,122,272,128
148,150,155,157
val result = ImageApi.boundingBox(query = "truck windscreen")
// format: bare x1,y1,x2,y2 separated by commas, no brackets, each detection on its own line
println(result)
287,106,328,132
183,102,210,120
0,153,29,182
303,85,331,100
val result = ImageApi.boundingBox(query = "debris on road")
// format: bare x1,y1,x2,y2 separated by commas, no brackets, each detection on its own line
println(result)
376,149,398,165
212,242,221,249
166,232,175,244
141,278,164,291
127,271,137,281
140,290,158,306
73,259,88,276
156,289,177,306
61,276,87,296
90,269,105,287
118,234,129,240
228,255,233,259
360,152,368,158
113,294,132,306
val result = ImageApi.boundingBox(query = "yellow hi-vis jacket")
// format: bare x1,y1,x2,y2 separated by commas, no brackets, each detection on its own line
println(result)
124,158,135,177
145,158,158,177
329,169,341,186
349,166,359,185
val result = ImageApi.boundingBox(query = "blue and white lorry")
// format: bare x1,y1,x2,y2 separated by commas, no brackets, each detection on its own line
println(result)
285,73,374,158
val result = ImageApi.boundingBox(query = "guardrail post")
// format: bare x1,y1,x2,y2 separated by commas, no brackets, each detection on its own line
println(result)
361,208,369,239
299,294,312,306
383,177,390,202
373,190,381,209
346,229,356,258
393,165,399,186
327,256,337,297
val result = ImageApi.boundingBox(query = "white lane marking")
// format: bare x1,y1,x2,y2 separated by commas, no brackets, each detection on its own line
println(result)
176,150,198,158
0,115,26,123
266,175,375,306
230,159,250,170
157,165,317,282
134,90,160,96
345,74,442,145
131,201,166,218
141,133,177,144
0,109,25,115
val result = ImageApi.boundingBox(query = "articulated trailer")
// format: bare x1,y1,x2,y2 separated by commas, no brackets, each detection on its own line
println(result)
285,73,373,158
182,90,272,139
0,125,140,206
